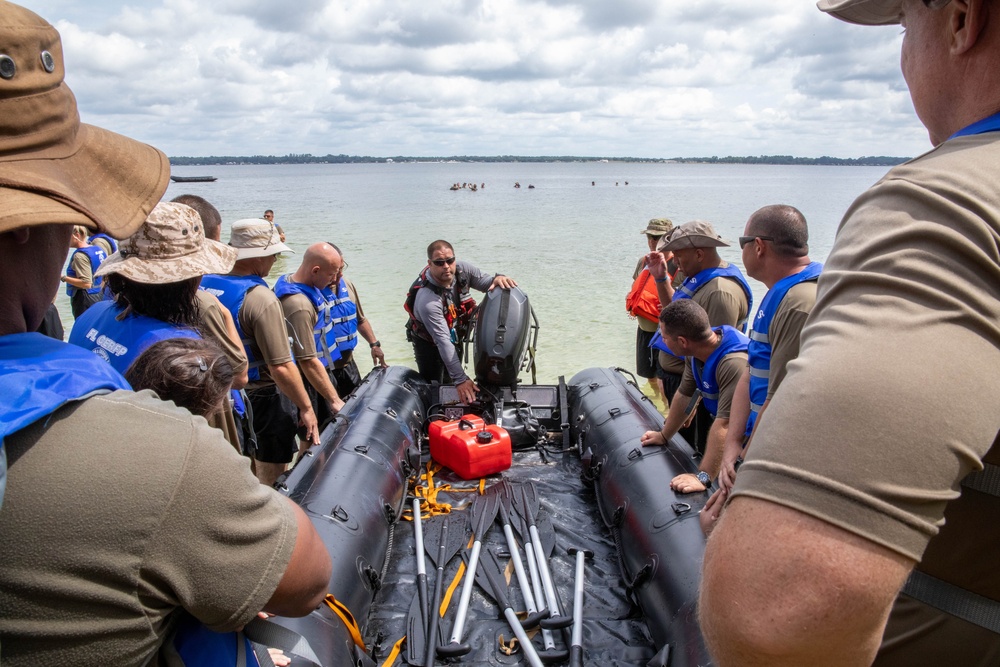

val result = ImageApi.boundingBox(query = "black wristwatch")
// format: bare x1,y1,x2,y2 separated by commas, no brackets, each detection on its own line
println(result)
369,340,381,348
696,471,712,487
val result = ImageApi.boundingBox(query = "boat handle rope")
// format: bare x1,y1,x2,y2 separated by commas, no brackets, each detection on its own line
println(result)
323,593,366,651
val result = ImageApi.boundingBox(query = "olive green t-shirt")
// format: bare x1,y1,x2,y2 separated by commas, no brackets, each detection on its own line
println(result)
763,280,817,399
0,390,297,666
195,289,248,378
239,285,293,387
732,132,1000,597
678,351,747,420
280,279,365,362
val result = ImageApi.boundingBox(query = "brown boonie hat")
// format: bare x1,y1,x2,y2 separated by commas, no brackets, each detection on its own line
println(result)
229,219,293,260
657,220,731,251
641,218,674,237
816,0,903,25
95,202,237,283
0,2,169,236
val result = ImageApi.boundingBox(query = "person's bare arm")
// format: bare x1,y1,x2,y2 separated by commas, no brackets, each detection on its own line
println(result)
640,390,691,446
357,319,387,368
701,497,913,666
267,361,320,445
263,498,332,616
298,357,345,413
61,274,91,290
719,368,752,491
645,251,675,303
670,417,727,494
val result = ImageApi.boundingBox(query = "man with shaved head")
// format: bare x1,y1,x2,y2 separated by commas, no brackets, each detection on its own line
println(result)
275,242,386,434
700,1,1000,665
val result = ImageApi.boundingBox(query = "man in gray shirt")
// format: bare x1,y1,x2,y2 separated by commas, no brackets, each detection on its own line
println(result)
405,240,516,403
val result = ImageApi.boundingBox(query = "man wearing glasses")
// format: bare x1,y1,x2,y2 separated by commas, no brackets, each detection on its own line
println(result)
701,1,1000,664
405,240,516,404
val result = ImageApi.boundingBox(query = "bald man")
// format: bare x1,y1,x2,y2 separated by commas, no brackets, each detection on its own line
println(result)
275,243,386,433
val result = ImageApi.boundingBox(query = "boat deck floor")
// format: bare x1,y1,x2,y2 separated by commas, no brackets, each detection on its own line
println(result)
364,444,659,666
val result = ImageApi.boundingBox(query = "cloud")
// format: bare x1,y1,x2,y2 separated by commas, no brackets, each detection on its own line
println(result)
27,0,930,158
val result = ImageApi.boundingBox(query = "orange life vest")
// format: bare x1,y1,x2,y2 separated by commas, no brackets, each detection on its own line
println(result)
626,267,664,324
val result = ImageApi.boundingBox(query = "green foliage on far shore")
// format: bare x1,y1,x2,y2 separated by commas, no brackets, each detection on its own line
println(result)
168,153,909,167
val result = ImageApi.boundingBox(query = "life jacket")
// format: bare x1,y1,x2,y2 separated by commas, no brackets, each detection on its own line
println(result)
650,263,754,359
68,301,201,375
690,326,750,417
163,612,260,667
88,233,119,255
65,245,107,297
404,266,476,343
0,332,132,504
273,274,345,368
745,262,822,437
626,264,675,324
199,274,269,382
323,277,359,357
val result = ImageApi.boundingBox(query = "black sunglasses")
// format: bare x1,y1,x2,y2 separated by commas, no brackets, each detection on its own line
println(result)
431,256,456,267
739,235,775,249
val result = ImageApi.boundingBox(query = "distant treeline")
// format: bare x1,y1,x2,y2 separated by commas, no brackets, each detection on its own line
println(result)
168,153,910,167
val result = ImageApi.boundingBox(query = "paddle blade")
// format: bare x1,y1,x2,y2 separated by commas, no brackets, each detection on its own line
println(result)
423,515,466,569
405,591,426,664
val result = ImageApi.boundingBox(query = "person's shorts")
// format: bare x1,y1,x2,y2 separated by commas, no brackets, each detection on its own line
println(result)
636,326,658,379
332,357,362,399
245,383,297,464
301,369,338,436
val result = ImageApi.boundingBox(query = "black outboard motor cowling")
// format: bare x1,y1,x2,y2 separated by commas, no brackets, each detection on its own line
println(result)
472,286,532,386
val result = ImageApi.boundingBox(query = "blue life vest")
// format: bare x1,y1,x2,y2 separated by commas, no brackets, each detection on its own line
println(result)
68,301,200,375
324,278,359,358
166,612,260,667
65,245,108,296
88,233,119,254
690,326,750,417
273,274,343,368
650,263,754,359
0,333,132,505
745,262,823,436
200,275,270,382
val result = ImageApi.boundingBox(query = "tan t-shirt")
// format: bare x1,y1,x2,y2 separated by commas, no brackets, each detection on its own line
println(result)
678,351,747,420
0,390,297,666
732,132,1000,610
763,280,817,399
280,279,366,362
195,289,249,378
659,263,750,374
69,250,93,289
239,285,293,387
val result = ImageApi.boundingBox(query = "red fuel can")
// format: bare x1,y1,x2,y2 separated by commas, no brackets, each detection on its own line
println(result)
428,414,512,480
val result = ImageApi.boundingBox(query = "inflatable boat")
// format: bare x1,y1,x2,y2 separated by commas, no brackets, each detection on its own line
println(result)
271,286,713,666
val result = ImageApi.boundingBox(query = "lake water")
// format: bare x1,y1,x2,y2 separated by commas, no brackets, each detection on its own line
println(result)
58,161,890,385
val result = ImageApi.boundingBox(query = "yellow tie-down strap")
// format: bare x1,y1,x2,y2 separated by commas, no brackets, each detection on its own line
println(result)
324,593,366,651
401,462,486,521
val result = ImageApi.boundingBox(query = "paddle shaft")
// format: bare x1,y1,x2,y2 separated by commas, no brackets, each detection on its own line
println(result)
448,539,482,643
500,523,538,615
423,518,450,667
503,607,545,667
412,499,430,649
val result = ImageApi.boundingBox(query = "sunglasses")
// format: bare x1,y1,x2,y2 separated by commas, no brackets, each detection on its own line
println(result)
431,256,456,267
738,235,775,249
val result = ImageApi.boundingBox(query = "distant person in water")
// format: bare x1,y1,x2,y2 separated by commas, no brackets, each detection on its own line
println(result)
405,240,517,404
263,209,285,243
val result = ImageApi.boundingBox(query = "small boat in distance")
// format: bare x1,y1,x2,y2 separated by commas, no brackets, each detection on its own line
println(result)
169,175,217,183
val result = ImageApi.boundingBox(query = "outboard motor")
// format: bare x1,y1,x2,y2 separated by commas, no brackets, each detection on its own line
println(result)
471,286,534,386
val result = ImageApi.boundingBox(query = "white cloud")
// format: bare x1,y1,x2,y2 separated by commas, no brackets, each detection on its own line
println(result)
23,0,931,158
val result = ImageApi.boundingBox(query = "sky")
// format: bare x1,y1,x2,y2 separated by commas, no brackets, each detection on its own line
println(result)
22,0,932,159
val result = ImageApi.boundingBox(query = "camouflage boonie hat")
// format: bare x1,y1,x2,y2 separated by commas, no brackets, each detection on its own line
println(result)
642,218,673,236
657,219,731,251
95,202,237,283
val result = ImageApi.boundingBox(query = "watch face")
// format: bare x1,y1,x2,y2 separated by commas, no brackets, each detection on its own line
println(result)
697,472,711,486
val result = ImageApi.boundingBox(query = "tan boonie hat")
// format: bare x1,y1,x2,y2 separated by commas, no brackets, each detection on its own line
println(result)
816,0,904,25
229,219,293,260
95,202,237,283
0,2,169,236
657,220,731,252
641,218,674,236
